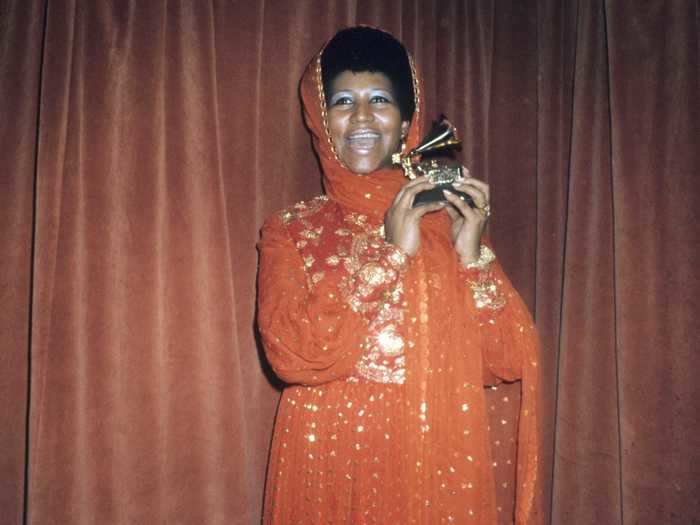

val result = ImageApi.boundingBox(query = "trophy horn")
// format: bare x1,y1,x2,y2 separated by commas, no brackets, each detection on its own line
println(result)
408,115,461,157
392,115,475,208
393,115,462,181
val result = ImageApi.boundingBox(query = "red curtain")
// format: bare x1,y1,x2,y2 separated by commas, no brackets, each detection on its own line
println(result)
1,1,697,523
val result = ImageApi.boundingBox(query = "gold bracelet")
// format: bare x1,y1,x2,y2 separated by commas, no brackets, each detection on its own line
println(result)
464,244,495,270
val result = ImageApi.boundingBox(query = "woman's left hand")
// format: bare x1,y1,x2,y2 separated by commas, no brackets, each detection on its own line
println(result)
442,174,490,267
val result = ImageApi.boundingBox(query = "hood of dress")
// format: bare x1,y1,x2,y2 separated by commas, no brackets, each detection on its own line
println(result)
299,28,426,218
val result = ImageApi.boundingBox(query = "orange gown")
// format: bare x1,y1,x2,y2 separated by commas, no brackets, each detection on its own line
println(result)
258,37,542,525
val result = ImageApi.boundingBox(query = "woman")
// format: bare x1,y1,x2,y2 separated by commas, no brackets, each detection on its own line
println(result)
258,27,541,524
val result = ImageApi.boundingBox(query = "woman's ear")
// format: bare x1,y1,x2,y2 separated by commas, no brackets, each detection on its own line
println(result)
401,121,410,139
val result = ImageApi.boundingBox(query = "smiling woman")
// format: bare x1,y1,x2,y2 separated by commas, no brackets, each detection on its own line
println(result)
327,71,409,174
257,26,543,524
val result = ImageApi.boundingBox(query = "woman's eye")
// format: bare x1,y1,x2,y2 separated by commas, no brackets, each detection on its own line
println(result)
370,95,391,103
331,96,353,106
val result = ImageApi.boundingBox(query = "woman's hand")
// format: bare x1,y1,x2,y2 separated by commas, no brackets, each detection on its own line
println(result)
443,175,490,267
384,176,445,256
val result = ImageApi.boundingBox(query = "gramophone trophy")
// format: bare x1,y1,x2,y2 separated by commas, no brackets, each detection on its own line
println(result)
392,116,475,208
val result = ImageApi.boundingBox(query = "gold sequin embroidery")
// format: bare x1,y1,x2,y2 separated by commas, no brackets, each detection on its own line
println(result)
467,272,506,310
282,199,410,384
279,195,328,224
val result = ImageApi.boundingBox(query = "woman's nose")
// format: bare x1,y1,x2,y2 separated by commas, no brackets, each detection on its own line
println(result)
350,101,373,123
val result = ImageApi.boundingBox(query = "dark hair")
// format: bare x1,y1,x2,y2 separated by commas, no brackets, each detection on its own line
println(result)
321,27,415,122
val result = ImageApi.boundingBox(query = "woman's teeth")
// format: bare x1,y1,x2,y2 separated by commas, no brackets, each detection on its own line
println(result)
348,131,380,150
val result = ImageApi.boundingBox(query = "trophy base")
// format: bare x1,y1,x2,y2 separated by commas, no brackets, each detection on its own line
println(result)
413,184,475,208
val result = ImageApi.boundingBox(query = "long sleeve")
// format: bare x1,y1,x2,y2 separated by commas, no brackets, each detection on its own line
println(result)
460,241,538,384
460,244,543,522
257,216,366,385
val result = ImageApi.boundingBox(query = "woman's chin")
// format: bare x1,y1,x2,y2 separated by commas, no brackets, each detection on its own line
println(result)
351,166,377,175
342,156,393,175
344,161,379,174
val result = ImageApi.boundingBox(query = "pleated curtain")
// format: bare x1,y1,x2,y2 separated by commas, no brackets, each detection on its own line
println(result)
1,1,698,523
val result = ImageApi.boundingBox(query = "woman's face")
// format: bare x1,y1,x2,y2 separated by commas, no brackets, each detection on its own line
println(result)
327,71,410,174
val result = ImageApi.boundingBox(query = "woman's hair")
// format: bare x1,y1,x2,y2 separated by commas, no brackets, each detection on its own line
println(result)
321,27,415,122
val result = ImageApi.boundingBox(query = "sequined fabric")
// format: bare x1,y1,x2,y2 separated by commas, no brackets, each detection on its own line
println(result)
464,267,508,311
278,198,409,384
257,28,542,524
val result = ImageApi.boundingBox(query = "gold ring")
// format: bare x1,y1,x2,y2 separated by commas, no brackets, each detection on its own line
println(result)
478,203,491,217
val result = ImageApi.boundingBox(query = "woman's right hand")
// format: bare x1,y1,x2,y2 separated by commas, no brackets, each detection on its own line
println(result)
384,176,446,256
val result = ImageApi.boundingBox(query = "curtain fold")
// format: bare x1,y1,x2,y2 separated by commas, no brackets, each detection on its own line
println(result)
549,1,621,521
534,3,577,520
606,2,700,522
1,1,697,523
0,0,47,521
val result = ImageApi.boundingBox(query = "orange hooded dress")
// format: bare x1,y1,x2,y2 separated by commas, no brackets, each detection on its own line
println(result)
258,37,542,525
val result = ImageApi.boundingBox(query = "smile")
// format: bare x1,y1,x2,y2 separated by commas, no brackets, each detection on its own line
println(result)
346,130,381,152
